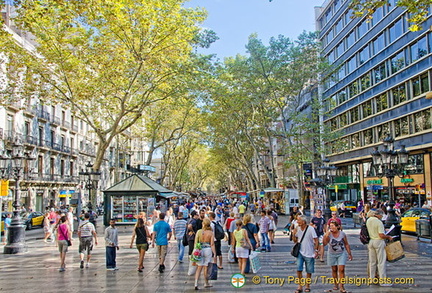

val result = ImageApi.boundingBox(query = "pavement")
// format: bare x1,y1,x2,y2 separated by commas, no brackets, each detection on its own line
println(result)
1,215,432,293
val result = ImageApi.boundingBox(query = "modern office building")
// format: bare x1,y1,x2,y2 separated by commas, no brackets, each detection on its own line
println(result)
315,0,432,206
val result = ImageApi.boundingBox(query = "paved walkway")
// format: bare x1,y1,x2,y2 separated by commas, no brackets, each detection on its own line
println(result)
1,215,431,292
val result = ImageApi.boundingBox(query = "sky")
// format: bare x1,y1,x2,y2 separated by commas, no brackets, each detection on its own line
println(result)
185,0,326,59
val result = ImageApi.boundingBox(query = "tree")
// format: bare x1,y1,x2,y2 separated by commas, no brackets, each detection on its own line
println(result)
0,0,206,171
350,0,431,31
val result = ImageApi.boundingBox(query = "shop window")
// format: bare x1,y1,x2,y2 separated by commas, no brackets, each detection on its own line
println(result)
392,84,407,105
414,109,431,132
390,51,405,74
389,18,403,43
376,93,388,113
374,63,387,83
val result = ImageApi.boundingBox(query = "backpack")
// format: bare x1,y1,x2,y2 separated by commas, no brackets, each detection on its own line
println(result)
359,219,370,245
213,221,225,240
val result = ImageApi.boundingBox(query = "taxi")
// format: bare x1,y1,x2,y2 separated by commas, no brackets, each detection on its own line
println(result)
400,208,431,233
21,211,45,230
330,200,357,217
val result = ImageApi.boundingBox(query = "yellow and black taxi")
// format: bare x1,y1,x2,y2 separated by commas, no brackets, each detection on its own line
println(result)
330,200,357,217
21,211,45,230
400,208,431,233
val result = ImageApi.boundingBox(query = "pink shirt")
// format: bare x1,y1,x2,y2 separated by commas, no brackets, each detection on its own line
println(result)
58,223,69,240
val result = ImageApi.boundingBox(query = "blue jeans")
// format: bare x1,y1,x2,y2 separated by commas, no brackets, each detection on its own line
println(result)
106,246,116,268
177,239,185,261
260,232,270,251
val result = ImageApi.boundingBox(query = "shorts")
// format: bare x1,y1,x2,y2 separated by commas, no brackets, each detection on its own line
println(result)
327,251,347,266
296,253,315,274
235,246,249,259
79,237,93,255
196,247,212,266
136,243,149,252
157,245,168,259
58,240,69,253
214,240,222,256
318,235,324,245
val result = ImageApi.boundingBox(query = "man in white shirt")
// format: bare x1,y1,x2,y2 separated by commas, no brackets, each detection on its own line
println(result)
292,215,318,293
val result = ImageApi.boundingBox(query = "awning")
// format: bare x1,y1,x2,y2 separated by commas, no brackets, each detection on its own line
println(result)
264,187,284,193
159,192,176,198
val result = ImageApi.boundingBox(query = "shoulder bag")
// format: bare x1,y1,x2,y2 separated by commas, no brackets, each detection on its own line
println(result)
291,226,308,257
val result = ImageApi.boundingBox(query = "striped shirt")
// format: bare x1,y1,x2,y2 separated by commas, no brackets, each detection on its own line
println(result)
78,220,95,237
173,219,187,239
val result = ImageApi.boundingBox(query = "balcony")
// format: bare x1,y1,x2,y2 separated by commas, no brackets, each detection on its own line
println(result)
51,116,60,126
37,109,50,121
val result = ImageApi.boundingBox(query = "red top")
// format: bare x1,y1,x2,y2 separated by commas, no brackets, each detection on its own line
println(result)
226,218,235,230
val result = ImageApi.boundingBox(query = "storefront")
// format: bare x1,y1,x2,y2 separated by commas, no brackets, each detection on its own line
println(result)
103,174,173,226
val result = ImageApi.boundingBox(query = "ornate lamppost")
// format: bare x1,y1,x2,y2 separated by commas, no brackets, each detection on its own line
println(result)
371,135,409,232
79,162,101,211
310,158,337,221
0,142,35,254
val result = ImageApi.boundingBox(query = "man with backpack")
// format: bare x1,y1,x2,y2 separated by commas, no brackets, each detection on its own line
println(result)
209,212,224,269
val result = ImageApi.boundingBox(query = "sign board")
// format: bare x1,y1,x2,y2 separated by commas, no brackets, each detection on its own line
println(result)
138,165,156,173
1,180,9,196
59,190,75,198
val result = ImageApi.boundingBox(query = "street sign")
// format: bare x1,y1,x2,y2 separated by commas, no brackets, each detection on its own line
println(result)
1,180,9,196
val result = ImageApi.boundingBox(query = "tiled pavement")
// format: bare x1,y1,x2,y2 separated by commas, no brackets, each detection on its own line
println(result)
1,216,431,293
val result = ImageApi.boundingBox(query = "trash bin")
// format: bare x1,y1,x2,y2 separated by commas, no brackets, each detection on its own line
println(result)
415,219,431,239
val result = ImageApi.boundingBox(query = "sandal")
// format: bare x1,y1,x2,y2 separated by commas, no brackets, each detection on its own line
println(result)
217,266,224,269
340,290,347,293
294,290,302,293
304,289,311,292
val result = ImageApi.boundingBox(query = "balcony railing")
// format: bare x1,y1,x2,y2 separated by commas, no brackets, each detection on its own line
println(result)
37,109,50,120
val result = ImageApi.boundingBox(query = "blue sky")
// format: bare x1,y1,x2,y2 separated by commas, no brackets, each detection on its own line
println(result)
185,0,324,59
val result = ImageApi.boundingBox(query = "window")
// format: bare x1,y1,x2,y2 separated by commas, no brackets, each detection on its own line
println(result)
420,73,430,94
50,130,55,148
346,32,355,48
405,154,424,175
410,36,428,63
335,20,343,35
70,161,74,177
390,51,405,74
351,133,360,148
334,0,341,12
347,57,356,73
414,109,431,132
338,89,347,104
371,6,384,26
376,93,388,113
350,107,359,123
392,84,407,105
336,42,344,58
328,29,334,42
359,46,370,64
340,112,348,127
376,123,390,142
325,8,333,23
60,160,65,177
364,128,373,145
38,156,43,176
389,18,403,43
338,65,346,80
373,34,385,54
328,51,335,64
349,80,359,97
360,73,371,91
412,78,421,97
395,116,409,137
362,101,372,118
357,21,369,39
374,63,387,83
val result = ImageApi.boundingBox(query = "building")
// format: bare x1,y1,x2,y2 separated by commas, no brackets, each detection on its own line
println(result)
316,0,432,206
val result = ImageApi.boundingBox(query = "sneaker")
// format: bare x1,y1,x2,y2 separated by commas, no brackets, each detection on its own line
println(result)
59,268,65,272
80,261,84,269
178,260,183,263
161,264,165,270
158,265,164,273
85,263,89,268
114,267,119,270
107,268,115,271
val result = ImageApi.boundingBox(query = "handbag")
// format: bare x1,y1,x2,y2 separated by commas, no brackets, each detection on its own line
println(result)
385,240,405,262
207,263,218,280
240,238,251,250
291,226,308,257
182,230,189,247
249,251,262,273
58,224,71,246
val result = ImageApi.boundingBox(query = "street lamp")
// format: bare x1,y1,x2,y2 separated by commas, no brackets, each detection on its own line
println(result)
371,135,409,233
0,142,35,254
310,158,337,221
79,162,101,211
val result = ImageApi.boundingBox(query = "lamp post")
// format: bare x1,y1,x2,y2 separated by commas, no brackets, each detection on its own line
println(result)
371,135,409,232
311,158,337,221
79,162,101,211
0,142,35,254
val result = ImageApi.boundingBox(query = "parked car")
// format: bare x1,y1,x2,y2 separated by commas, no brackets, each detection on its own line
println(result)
400,208,431,233
21,212,45,230
330,200,357,217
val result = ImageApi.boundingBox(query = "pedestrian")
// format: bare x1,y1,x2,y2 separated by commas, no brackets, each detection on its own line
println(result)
366,209,394,287
152,212,172,273
173,211,187,263
105,218,119,271
43,212,52,243
238,202,246,218
323,220,353,293
242,214,259,273
77,212,98,269
267,210,276,244
66,207,75,240
194,218,216,290
224,212,235,246
130,217,150,272
231,219,253,275
258,210,271,252
56,215,71,272
3,213,11,245
209,212,223,269
310,209,327,262
327,211,343,230
292,215,319,293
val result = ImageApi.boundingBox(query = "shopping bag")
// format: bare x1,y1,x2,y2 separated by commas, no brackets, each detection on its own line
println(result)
207,262,218,280
249,251,262,273
188,260,197,276
228,246,235,263
385,240,405,262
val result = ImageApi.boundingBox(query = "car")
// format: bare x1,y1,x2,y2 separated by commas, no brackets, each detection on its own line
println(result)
330,200,357,217
21,212,45,230
400,208,431,233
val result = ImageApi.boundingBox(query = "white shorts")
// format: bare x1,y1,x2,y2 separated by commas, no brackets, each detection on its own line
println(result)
235,246,249,259
196,247,212,266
